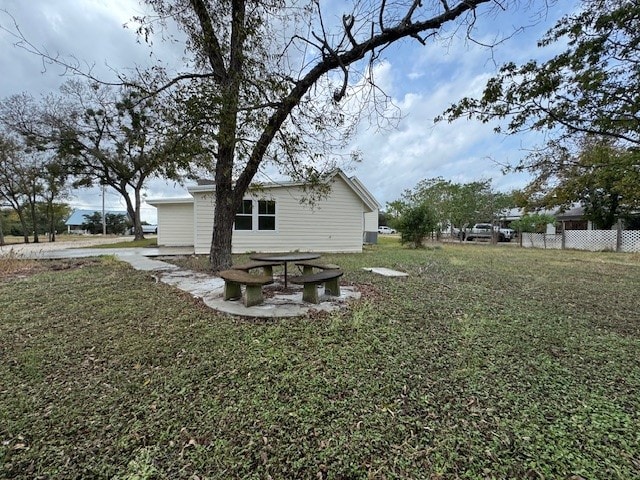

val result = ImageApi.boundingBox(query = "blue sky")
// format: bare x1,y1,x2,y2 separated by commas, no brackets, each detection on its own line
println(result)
0,0,579,222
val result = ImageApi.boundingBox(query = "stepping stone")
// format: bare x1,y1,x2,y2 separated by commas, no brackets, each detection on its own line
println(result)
362,267,408,277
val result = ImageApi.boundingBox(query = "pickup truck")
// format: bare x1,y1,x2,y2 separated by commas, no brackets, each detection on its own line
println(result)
465,223,514,242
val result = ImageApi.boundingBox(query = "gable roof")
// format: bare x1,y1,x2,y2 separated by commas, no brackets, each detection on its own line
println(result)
555,205,586,220
184,169,380,212
348,175,381,211
65,209,128,226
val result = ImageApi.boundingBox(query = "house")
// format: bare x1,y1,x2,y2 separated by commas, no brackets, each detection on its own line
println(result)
502,205,609,232
147,170,380,254
64,209,128,234
554,205,590,230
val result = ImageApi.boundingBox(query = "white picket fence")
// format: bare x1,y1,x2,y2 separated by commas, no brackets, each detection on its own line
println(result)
521,230,640,253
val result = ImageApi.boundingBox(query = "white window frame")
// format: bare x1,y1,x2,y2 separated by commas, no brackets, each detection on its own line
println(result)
257,200,276,231
234,199,254,231
234,199,277,232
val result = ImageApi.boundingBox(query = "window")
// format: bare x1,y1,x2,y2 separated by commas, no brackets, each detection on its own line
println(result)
235,200,253,230
234,199,276,231
258,200,276,231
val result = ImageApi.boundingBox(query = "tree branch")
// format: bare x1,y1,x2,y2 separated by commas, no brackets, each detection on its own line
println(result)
189,0,227,81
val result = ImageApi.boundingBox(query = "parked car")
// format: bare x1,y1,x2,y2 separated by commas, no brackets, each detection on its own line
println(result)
466,223,513,242
378,226,396,234
127,225,158,235
451,227,466,240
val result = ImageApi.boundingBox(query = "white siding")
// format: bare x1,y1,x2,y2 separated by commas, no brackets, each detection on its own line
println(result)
194,192,215,254
193,176,367,254
364,210,378,232
157,203,194,246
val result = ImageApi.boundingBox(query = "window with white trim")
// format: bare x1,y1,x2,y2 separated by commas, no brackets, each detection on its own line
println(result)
234,199,276,231
258,200,276,230
234,200,253,230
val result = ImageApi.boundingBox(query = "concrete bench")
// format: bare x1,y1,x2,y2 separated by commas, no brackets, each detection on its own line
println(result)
294,260,341,275
231,260,283,277
218,270,274,307
289,270,344,304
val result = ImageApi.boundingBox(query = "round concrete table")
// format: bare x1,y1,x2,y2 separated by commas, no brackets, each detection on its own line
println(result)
249,252,320,288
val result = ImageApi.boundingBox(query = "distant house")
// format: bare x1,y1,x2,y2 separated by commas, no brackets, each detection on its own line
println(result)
554,205,590,230
64,209,128,234
502,205,620,232
147,169,380,254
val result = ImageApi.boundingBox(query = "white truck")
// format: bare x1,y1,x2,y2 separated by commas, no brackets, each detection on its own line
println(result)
464,223,514,242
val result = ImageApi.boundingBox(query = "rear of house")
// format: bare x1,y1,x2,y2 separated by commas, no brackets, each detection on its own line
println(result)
148,170,380,254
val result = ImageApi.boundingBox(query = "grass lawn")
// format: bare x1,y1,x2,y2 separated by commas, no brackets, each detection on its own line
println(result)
86,237,158,249
1,240,639,479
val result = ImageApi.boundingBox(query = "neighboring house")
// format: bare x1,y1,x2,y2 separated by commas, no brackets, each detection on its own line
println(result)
147,170,381,254
554,205,591,230
64,209,128,234
500,207,557,234
501,204,638,232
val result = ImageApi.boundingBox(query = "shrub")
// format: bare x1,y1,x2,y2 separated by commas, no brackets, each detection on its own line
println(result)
396,202,437,248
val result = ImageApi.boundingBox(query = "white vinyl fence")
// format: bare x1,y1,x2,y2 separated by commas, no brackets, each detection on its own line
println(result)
521,230,640,253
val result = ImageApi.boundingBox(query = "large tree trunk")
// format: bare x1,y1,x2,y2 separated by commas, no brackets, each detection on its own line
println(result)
133,187,144,240
206,0,246,271
209,185,236,271
123,186,144,241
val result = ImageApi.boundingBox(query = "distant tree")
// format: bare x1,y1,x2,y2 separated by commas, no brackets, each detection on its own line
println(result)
81,212,129,235
447,181,493,232
398,178,454,232
0,134,33,242
0,128,70,243
1,81,199,241
389,178,516,241
36,202,71,239
81,212,102,235
105,213,130,235
40,160,70,241
396,202,438,248
510,213,556,234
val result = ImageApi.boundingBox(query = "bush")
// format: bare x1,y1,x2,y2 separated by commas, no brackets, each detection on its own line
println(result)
396,202,437,248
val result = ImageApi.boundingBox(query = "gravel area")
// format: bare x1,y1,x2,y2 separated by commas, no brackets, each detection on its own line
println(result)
0,236,134,255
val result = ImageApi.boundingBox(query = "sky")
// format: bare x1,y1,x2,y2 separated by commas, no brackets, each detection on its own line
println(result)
0,0,580,223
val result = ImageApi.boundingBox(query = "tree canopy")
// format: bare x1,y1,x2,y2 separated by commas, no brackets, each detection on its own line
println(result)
388,177,516,236
439,0,640,230
440,0,640,148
